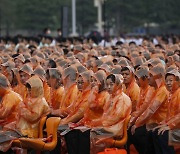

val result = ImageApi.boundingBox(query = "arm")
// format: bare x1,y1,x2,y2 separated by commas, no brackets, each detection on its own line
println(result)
0,107,11,119
102,95,131,127
0,94,20,119
21,99,49,123
166,113,180,129
135,88,168,127
60,98,89,125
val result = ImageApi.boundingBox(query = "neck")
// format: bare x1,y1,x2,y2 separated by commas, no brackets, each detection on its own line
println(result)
0,89,8,97
155,78,164,88
125,83,130,88
113,87,122,96
125,78,134,88
141,82,149,90
172,85,179,93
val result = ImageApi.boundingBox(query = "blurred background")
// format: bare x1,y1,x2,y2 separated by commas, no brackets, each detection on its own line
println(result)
0,0,180,37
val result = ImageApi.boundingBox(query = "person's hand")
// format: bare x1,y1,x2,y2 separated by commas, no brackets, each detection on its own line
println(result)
20,107,28,116
131,125,137,135
158,125,170,135
60,119,66,125
95,138,114,146
152,124,166,132
68,122,79,129
51,109,59,116
128,116,136,128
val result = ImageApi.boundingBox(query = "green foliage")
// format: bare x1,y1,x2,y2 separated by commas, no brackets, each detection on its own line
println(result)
0,0,180,34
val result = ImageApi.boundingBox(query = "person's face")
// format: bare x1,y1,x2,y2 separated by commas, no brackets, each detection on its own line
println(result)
138,78,148,87
77,76,84,91
149,73,156,87
7,71,13,84
106,78,115,94
19,71,30,85
121,70,132,84
166,57,173,67
49,77,57,88
90,76,98,88
0,87,6,96
14,59,23,68
165,75,175,92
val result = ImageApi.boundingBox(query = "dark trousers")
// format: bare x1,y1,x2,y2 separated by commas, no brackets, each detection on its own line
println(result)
65,129,90,154
147,130,175,154
127,125,149,154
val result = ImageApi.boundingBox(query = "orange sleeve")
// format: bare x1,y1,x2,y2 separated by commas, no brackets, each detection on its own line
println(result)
167,113,180,129
167,89,180,120
135,87,168,127
44,84,51,105
61,92,90,124
0,92,21,119
129,84,140,112
20,98,50,123
102,94,131,126
132,87,155,119
61,85,78,109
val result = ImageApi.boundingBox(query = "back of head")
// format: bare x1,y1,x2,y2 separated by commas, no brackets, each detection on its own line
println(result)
135,66,149,79
20,64,33,75
33,65,46,81
149,63,165,77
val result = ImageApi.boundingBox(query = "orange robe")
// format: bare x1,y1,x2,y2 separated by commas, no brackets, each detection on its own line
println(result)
60,84,78,110
166,88,180,122
0,89,22,128
131,86,155,122
43,81,51,105
61,89,91,124
17,97,50,138
13,83,27,100
51,86,65,110
83,90,110,127
136,86,155,110
166,88,180,129
167,113,180,129
16,76,50,138
102,90,132,136
135,84,169,127
123,80,140,112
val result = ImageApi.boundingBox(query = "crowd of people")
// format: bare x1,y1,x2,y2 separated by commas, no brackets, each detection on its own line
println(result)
0,34,179,154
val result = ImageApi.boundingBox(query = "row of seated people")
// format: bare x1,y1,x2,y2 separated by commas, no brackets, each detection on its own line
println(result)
0,40,179,153
0,62,179,154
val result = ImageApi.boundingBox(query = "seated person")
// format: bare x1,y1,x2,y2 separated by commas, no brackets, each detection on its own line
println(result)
60,71,92,124
78,70,110,127
16,76,50,138
0,73,22,129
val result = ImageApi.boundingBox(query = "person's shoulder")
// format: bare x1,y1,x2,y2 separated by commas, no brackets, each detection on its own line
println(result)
122,92,131,102
6,90,22,102
135,82,140,87
159,85,169,94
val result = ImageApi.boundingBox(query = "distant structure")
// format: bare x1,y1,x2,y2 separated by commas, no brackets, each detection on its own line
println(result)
94,0,105,35
71,0,78,36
